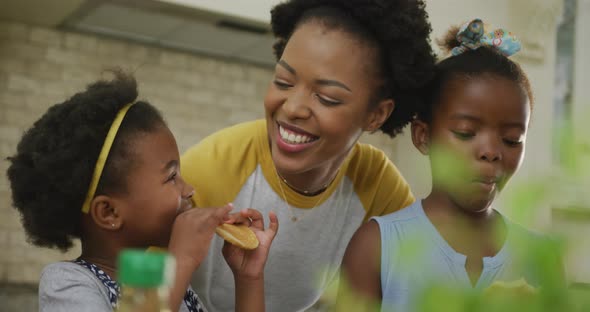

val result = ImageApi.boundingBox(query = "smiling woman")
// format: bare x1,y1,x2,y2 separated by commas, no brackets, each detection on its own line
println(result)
180,0,437,311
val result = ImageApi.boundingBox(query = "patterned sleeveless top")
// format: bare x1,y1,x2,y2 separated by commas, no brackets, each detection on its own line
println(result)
73,259,205,312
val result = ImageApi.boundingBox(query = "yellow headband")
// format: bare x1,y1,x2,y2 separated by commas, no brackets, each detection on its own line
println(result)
81,103,134,213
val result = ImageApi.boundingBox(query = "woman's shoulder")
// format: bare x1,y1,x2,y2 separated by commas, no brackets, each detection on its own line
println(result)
180,120,267,207
190,120,265,151
346,143,403,180
181,120,264,172
350,142,388,163
346,143,414,217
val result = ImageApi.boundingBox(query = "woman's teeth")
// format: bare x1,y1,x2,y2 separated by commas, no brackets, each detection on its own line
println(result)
279,125,316,144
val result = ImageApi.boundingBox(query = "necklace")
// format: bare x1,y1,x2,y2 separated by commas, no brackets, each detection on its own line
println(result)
274,168,333,222
276,171,330,196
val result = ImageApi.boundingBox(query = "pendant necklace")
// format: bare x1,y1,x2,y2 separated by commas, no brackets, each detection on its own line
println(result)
274,168,334,222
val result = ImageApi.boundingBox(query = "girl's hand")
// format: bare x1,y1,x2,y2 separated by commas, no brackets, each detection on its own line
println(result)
222,209,279,280
168,204,232,270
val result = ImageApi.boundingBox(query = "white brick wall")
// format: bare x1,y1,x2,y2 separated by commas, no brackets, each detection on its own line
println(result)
0,20,397,285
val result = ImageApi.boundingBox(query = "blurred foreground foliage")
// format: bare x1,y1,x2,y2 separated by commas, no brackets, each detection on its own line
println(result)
330,113,590,311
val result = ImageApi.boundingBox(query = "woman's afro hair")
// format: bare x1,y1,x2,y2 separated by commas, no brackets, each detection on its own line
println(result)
270,0,437,137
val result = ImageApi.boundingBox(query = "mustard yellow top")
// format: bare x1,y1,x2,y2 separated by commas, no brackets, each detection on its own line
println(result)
180,119,414,312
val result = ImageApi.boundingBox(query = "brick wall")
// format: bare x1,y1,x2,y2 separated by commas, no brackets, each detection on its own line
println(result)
0,20,396,291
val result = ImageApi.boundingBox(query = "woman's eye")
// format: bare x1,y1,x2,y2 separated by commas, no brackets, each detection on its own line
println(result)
315,94,341,106
451,131,474,140
273,80,292,89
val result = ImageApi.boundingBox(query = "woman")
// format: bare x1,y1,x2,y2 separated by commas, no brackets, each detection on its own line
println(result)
181,0,436,311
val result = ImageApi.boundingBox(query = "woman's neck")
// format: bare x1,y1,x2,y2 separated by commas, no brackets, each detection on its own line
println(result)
277,159,342,196
273,141,352,196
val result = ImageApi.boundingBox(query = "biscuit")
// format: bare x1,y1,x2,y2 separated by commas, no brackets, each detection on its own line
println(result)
215,223,259,250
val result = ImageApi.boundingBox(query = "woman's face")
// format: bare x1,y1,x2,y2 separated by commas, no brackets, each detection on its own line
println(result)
264,21,387,176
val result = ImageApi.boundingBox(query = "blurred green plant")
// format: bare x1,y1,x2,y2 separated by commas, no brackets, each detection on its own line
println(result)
414,113,590,311
329,112,590,311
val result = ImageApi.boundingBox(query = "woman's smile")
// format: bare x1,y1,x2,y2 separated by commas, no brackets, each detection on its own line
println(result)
275,121,319,153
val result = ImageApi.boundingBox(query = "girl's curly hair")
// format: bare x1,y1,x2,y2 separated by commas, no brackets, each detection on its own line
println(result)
7,70,165,251
417,25,533,123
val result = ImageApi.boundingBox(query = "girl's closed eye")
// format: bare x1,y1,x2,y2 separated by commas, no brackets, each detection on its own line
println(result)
451,130,475,140
503,137,523,147
502,130,525,147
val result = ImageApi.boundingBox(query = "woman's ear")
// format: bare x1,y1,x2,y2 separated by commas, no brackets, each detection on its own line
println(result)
89,195,123,231
411,120,430,155
364,98,394,132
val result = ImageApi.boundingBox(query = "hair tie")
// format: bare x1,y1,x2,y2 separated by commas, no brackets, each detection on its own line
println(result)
81,103,134,213
452,18,521,57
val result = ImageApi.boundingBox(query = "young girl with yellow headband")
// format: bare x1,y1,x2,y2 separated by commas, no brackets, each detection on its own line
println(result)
7,70,278,312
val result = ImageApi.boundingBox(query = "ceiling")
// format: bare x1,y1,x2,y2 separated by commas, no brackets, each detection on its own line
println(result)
1,0,277,66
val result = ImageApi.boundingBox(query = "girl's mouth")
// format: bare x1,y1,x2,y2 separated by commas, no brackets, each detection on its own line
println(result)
177,199,194,215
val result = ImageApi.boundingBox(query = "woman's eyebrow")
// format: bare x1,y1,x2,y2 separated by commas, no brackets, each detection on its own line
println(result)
279,60,351,92
315,79,351,92
278,60,296,75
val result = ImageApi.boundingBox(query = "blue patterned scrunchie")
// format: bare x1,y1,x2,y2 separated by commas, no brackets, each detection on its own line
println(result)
452,18,521,57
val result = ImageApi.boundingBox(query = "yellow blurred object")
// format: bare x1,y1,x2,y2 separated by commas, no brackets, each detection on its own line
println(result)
147,246,168,253
215,223,259,250
483,278,538,298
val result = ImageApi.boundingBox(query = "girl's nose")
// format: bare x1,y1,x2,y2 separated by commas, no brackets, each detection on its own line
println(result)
179,176,195,199
477,137,502,162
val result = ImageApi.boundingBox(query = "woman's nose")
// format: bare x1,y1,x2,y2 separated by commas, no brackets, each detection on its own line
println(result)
282,90,312,120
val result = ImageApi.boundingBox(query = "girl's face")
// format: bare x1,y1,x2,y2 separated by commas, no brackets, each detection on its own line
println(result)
114,125,194,247
421,77,530,213
264,21,389,176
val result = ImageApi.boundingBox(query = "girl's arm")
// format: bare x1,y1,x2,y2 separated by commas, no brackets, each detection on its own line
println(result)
335,220,382,312
223,209,279,312
234,276,265,312
168,260,199,312
167,205,233,311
